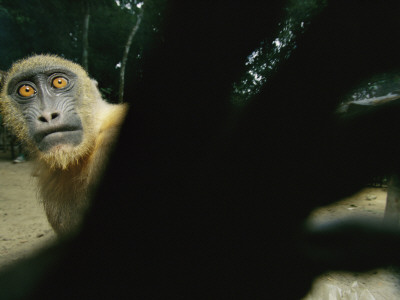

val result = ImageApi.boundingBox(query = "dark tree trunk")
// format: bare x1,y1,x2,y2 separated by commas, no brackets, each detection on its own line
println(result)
384,174,400,225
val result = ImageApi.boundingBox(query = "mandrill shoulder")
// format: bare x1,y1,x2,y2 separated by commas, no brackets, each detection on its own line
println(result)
94,101,128,150
86,101,128,183
98,101,129,135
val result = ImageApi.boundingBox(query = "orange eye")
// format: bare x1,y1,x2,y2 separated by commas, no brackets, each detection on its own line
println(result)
52,77,68,89
18,85,36,97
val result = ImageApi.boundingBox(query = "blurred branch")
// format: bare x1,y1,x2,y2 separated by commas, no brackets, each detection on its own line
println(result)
118,6,143,103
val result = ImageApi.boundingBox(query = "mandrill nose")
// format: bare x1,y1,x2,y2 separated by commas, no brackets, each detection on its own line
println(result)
38,111,60,123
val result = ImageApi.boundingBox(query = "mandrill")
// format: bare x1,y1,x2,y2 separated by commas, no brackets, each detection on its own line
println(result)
0,55,128,235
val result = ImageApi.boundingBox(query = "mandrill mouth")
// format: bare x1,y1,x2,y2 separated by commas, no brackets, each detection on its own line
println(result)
33,125,84,152
34,125,81,142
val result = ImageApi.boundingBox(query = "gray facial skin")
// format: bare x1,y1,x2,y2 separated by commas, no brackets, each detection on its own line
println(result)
8,68,83,152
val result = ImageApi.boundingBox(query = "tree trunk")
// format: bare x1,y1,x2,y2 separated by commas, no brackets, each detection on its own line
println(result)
118,10,143,103
82,2,90,71
384,174,400,226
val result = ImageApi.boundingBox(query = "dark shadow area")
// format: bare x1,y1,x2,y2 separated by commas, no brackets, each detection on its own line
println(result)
3,1,400,298
0,152,13,162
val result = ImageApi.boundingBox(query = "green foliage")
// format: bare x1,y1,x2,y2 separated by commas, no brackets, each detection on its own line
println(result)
229,0,400,108
99,86,114,99
0,0,164,102
232,0,326,106
344,73,400,102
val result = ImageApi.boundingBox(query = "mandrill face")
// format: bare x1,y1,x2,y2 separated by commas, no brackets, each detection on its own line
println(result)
7,68,84,152
0,55,98,169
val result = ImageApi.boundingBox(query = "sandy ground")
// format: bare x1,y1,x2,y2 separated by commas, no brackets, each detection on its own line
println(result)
0,151,55,269
304,188,400,299
0,149,400,299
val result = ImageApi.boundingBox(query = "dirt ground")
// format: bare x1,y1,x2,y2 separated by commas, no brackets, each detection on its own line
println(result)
0,150,400,299
0,151,55,269
304,188,400,299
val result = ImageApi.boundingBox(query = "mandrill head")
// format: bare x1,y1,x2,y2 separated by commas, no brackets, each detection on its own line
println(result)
0,54,102,169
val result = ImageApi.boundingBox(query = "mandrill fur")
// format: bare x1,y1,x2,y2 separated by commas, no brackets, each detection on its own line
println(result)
0,55,128,235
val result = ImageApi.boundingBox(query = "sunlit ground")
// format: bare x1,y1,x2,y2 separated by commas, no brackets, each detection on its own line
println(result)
0,148,399,299
304,187,400,299
0,151,55,269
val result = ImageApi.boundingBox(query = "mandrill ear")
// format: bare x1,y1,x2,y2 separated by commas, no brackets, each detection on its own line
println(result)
88,79,105,102
91,79,98,87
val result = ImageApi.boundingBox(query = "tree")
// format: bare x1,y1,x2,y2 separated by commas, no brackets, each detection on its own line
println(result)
231,0,326,106
0,0,160,102
118,1,144,103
